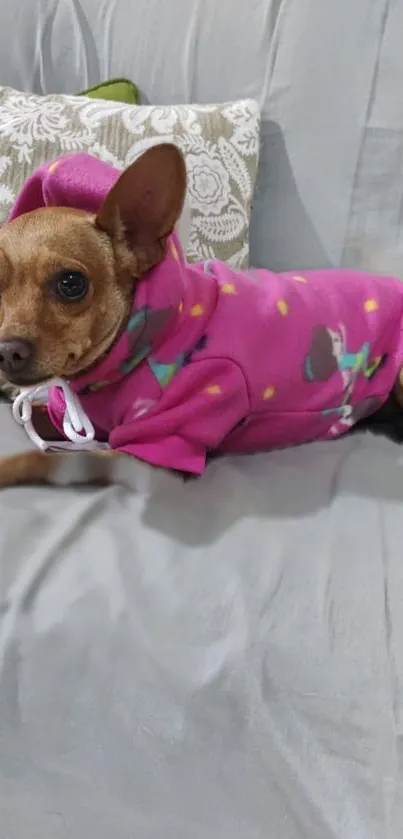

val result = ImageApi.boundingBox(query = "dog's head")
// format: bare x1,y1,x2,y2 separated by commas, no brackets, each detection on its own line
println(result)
0,143,186,386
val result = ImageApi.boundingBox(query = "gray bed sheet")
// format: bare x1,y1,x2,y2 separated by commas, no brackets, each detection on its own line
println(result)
0,0,403,837
1,403,403,838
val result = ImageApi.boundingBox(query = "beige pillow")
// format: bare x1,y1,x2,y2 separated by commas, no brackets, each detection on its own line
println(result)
0,87,260,269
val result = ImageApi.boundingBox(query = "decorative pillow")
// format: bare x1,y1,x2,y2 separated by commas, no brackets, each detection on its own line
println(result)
0,87,260,268
78,78,141,105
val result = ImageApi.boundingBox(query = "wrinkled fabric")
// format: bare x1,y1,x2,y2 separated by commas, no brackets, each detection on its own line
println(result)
0,403,403,839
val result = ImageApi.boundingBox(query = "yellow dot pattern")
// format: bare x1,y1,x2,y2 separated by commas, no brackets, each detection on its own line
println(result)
190,304,204,317
170,242,179,261
221,282,237,295
205,384,222,395
364,298,378,312
263,386,276,400
277,299,288,316
48,161,60,174
293,275,307,283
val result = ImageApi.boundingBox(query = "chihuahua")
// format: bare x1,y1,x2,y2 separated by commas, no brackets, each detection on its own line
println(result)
0,143,403,488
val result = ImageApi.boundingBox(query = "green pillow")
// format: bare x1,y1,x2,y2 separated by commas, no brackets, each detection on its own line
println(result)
78,78,140,105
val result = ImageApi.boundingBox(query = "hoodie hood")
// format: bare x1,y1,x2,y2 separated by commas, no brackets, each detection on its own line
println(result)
8,152,120,219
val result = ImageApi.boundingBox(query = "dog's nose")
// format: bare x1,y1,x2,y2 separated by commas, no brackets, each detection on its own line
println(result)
0,338,34,377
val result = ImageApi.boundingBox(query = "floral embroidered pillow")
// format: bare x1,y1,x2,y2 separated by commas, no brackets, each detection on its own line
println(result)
0,87,260,268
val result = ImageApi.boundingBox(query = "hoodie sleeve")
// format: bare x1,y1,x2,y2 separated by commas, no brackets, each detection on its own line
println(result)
109,358,250,474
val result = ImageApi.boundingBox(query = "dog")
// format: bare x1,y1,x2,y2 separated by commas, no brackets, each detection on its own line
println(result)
0,142,403,488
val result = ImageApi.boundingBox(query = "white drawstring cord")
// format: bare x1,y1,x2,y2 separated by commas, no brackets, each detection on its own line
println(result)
12,378,95,451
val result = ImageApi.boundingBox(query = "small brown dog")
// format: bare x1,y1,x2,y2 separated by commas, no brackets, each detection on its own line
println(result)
0,144,187,487
1,143,403,489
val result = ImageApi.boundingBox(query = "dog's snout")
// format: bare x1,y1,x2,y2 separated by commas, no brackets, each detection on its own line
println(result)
0,338,34,377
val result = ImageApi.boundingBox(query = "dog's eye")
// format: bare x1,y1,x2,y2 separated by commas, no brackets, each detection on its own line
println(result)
52,270,88,302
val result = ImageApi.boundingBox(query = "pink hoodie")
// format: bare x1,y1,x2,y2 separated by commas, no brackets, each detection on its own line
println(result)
9,154,403,473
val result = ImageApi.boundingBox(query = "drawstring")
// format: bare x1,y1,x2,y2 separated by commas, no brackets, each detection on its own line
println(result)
12,378,96,451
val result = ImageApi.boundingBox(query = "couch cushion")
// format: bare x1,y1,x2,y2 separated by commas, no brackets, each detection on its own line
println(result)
0,86,259,268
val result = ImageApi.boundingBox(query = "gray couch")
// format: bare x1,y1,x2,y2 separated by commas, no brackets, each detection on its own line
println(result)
1,2,403,837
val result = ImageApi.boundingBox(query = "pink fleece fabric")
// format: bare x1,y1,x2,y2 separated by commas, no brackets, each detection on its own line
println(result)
9,153,403,474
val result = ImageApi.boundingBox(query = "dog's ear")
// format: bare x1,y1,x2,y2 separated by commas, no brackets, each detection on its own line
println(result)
95,143,187,248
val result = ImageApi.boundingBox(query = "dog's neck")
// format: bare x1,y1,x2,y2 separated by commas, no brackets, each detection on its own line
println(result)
69,233,187,396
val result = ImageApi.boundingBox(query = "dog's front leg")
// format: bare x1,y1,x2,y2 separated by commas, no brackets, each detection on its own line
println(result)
0,449,121,488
